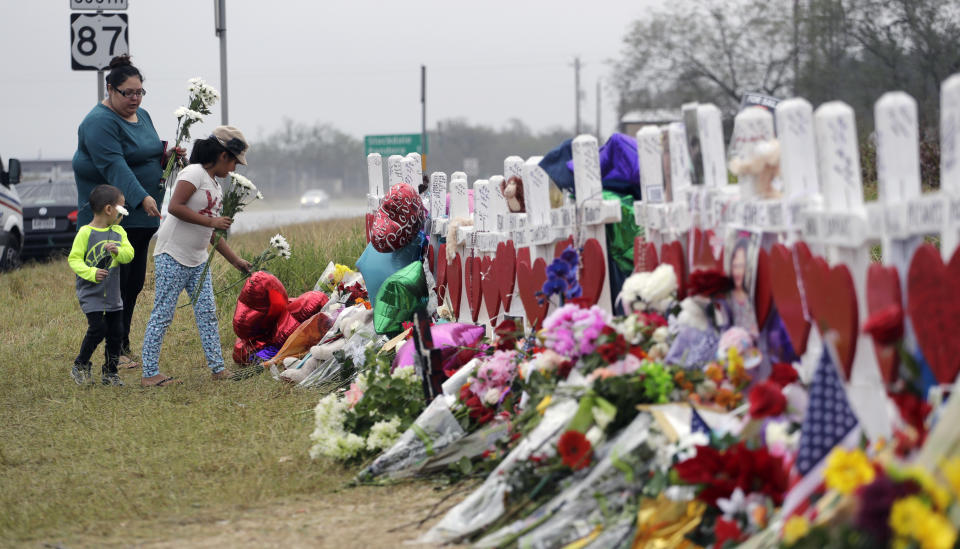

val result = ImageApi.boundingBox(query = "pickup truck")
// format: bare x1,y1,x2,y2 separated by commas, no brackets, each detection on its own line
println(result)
0,155,23,271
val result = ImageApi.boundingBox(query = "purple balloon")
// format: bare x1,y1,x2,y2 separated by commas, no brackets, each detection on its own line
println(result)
392,323,486,374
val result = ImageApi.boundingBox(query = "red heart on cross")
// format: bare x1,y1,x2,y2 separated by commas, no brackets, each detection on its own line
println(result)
494,240,517,311
634,237,659,273
754,247,773,329
660,240,687,299
907,243,960,385
579,238,606,306
447,253,463,319
517,257,549,330
481,255,501,320
866,263,902,384
465,256,483,323
436,244,447,303
769,243,810,356
518,246,531,269
554,236,574,258
692,228,723,271
796,243,858,379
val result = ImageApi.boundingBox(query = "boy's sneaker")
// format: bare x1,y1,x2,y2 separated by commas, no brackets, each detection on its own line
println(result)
71,363,92,385
101,374,124,386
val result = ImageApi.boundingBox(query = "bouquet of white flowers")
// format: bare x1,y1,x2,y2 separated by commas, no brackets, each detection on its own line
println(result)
188,172,262,305
161,77,220,184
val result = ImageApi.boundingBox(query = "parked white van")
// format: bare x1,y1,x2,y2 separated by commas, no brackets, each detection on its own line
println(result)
0,156,23,271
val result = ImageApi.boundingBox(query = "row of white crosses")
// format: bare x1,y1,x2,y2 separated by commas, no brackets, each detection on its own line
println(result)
365,138,623,331
630,73,960,441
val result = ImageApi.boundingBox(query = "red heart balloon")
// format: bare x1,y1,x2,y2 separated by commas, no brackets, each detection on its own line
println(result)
465,256,483,323
660,241,687,299
907,243,960,385
554,236,574,258
481,255,501,320
769,243,810,356
447,254,463,319
517,257,549,330
365,213,375,243
634,237,659,273
754,248,773,329
494,240,517,310
866,263,902,384
579,238,606,306
797,246,858,379
436,244,447,303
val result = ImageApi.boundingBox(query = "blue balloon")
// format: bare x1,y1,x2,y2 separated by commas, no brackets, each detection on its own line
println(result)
356,240,423,307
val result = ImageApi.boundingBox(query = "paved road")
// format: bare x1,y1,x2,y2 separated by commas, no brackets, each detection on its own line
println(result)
230,202,366,234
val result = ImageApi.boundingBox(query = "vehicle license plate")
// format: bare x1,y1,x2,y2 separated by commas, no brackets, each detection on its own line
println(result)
32,218,56,230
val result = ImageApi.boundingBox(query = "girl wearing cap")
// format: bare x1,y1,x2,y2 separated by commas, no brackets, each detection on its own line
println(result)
139,127,252,387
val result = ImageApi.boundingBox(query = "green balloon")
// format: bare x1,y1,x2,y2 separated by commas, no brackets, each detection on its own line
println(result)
373,260,428,334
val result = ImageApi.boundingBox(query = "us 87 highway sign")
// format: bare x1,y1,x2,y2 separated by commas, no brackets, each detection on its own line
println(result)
70,13,129,71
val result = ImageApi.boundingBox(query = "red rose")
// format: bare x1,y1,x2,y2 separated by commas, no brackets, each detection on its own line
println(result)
889,391,932,448
749,381,787,418
637,312,668,328
689,268,734,297
556,359,574,380
862,305,904,346
714,517,746,548
494,318,519,351
596,330,627,363
557,430,593,470
769,363,798,388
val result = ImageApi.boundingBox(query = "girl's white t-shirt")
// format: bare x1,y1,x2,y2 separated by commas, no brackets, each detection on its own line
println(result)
153,163,223,267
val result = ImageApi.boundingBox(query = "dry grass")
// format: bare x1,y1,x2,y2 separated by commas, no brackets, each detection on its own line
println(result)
0,216,457,546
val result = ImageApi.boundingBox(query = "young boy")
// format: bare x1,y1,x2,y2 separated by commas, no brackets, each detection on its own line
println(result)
68,184,134,386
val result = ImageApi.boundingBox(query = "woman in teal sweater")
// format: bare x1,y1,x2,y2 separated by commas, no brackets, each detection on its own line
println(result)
73,55,178,366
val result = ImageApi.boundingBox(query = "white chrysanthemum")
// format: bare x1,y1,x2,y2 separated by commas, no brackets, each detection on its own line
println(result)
229,172,256,191
280,250,291,260
175,108,203,123
174,106,189,118
115,205,129,216
391,365,418,383
619,264,678,313
365,416,402,451
270,233,290,252
256,191,264,200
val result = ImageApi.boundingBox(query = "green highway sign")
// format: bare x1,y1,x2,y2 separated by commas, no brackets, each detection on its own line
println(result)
364,134,427,156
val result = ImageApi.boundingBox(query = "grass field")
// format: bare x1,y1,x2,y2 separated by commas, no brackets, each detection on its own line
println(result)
0,216,458,547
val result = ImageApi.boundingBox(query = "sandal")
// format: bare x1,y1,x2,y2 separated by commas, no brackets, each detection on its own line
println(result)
141,374,182,387
211,368,234,381
119,355,140,370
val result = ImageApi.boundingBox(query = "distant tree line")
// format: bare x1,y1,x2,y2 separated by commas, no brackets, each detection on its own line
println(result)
612,0,960,137
245,118,577,198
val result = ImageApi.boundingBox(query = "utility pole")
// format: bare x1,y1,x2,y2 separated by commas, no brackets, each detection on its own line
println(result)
596,78,602,141
421,65,427,172
793,0,800,95
214,0,229,125
574,57,582,135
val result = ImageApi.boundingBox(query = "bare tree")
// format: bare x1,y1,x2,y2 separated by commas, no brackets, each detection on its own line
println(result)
613,0,797,115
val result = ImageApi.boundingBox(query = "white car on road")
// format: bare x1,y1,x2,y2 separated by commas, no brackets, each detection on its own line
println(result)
0,156,23,271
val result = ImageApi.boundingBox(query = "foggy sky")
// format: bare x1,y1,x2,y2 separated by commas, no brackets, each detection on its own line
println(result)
0,1,654,162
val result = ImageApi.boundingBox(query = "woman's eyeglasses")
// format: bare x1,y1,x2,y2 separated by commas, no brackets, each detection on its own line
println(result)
114,88,147,98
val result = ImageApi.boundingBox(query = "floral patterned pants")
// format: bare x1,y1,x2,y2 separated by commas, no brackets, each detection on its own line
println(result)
141,253,224,377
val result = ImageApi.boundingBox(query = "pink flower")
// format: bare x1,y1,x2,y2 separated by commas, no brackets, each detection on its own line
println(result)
345,382,364,408
470,350,518,399
542,304,611,358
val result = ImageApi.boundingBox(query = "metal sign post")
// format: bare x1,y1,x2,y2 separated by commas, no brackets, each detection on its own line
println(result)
214,0,228,125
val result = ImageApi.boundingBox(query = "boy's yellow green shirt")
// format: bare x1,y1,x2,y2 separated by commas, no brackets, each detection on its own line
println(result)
68,224,135,283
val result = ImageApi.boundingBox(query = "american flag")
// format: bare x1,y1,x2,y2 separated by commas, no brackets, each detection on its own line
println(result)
690,405,712,435
795,344,860,475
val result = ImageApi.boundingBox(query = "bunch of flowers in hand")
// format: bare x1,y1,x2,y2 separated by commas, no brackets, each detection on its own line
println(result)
162,77,220,182
189,172,262,304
